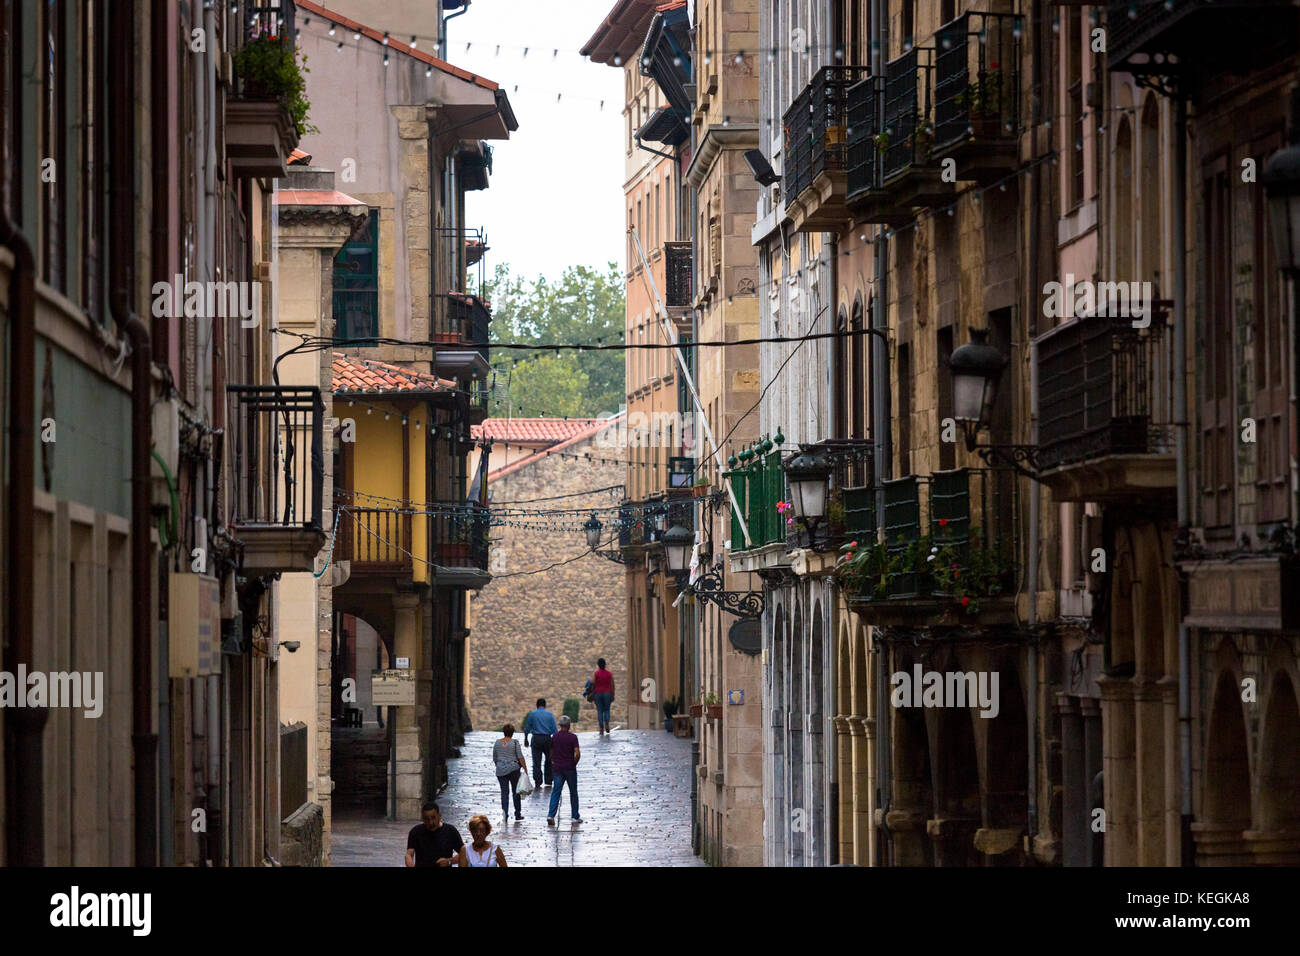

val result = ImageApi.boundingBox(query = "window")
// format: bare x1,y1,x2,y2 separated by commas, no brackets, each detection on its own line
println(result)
902,0,914,52
834,306,849,440
1200,160,1233,530
333,210,380,340
42,0,67,289
82,0,105,317
937,326,955,471
1253,138,1287,524
1066,10,1083,208
0,0,14,219
897,343,912,475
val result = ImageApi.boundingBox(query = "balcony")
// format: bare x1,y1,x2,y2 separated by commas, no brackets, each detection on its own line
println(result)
783,66,869,232
839,468,1016,626
432,503,492,587
664,241,693,313
933,12,1021,183
725,446,788,554
1106,0,1297,78
227,385,326,573
337,506,412,574
1036,313,1175,501
226,5,301,179
845,51,952,223
435,292,491,386
782,439,875,552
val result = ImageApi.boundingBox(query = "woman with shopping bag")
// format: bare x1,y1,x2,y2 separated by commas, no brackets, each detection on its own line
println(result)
492,724,529,822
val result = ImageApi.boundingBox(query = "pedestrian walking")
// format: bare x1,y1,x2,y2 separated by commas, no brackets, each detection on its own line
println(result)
405,802,464,868
546,714,582,824
592,658,615,735
523,697,557,789
492,723,528,822
456,814,508,867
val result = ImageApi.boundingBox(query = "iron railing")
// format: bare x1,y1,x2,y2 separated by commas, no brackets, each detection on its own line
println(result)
783,439,875,550
228,385,324,531
665,241,693,307
433,502,491,569
846,75,878,198
784,66,870,210
439,293,491,364
845,467,1015,602
1037,315,1175,470
934,12,1020,151
882,47,936,181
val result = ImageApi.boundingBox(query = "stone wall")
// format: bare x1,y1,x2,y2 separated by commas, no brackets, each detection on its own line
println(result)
468,433,627,732
281,802,324,867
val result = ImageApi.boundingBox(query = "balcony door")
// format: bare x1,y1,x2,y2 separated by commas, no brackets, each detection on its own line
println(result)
1200,158,1234,532
1252,133,1289,526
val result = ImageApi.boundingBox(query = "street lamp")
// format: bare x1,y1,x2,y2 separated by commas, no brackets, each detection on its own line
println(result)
583,513,603,550
1263,105,1300,274
784,451,831,525
662,523,693,575
950,327,1008,451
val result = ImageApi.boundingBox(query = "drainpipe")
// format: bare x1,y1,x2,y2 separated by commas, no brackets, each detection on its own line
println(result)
1174,93,1192,867
439,1,472,61
0,213,43,866
1025,0,1045,859
869,0,891,867
110,0,158,867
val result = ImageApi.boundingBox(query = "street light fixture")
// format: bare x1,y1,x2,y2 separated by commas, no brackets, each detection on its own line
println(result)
947,328,1042,479
1263,90,1300,274
662,522,693,575
950,328,1007,452
784,451,831,525
583,514,604,550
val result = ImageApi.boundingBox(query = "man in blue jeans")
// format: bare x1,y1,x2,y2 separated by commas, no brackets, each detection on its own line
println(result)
523,697,556,788
546,715,582,824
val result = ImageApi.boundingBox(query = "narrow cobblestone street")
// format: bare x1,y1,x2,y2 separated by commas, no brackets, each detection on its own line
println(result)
332,729,705,866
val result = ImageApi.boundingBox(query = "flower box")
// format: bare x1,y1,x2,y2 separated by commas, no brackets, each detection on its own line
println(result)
225,98,299,179
689,704,704,717
706,704,723,719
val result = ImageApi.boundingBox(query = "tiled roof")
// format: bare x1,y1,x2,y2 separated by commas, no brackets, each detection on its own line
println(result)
472,418,607,444
484,413,626,482
332,353,456,395
295,0,499,90
273,189,368,207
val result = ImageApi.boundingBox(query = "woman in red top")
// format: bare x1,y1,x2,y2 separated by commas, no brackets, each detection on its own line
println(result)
592,659,615,735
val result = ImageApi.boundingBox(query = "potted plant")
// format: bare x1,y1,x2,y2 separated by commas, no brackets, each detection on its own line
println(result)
662,694,679,732
827,497,846,538
227,32,315,177
873,131,891,154
232,32,318,137
563,696,581,723
700,689,723,719
692,478,711,499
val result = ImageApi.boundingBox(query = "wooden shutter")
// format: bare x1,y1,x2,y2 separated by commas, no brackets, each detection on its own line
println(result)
1200,158,1234,531
1253,134,1289,524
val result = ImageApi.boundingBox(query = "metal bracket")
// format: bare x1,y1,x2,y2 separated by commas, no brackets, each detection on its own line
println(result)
594,549,628,565
682,569,765,619
972,443,1042,481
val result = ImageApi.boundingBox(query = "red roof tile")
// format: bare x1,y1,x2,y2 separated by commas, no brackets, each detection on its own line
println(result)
332,353,456,395
472,418,608,445
484,413,626,482
274,189,368,207
580,0,659,65
296,0,499,90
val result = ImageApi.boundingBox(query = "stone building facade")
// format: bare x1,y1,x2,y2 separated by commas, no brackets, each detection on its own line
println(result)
467,419,629,733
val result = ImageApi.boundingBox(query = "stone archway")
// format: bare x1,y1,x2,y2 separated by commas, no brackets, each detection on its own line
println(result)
790,600,806,865
1196,665,1253,865
930,649,981,867
770,604,787,865
889,644,934,866
809,600,827,865
1256,669,1300,863
979,654,1028,866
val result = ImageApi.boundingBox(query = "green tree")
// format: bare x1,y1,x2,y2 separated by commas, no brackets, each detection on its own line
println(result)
499,354,589,419
476,262,625,417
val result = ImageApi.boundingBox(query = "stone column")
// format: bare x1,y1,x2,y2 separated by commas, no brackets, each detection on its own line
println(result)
1098,675,1137,865
1081,696,1104,866
1057,693,1086,866
848,714,873,865
832,715,853,864
393,591,423,820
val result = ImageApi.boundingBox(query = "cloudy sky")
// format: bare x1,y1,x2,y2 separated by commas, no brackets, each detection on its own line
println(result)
452,0,628,283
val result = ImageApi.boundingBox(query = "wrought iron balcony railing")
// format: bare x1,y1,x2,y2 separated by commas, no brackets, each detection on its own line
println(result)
933,12,1020,162
839,467,1015,607
845,74,878,199
783,66,869,213
1036,314,1175,472
882,47,935,182
433,502,491,570
1105,0,1297,75
439,293,491,364
228,385,324,532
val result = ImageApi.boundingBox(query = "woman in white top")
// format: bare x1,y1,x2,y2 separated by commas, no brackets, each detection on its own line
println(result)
457,814,508,867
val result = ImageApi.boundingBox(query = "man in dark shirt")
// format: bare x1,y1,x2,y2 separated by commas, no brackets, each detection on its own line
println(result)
546,715,583,824
405,802,463,867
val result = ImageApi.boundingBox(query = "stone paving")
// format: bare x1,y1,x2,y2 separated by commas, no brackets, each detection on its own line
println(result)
331,728,706,867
